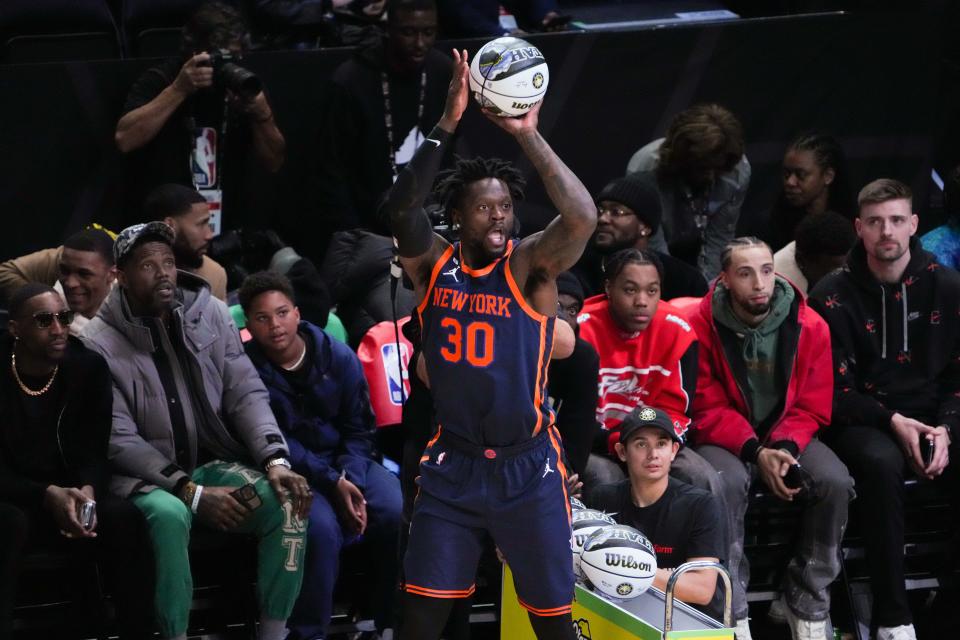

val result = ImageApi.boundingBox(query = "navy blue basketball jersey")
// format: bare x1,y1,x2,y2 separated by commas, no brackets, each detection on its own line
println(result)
418,241,556,446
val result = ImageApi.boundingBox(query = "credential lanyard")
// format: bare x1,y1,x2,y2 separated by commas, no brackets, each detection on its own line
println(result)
381,69,426,181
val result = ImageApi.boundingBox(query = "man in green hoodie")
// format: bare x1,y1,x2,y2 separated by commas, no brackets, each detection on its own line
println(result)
686,237,853,640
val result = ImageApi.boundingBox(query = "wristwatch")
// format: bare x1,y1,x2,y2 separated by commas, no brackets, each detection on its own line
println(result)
265,457,292,472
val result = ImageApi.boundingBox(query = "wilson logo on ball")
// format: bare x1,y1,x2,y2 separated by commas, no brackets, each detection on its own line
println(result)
604,553,653,572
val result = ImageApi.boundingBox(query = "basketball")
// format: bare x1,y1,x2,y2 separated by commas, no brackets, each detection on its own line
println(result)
571,509,617,579
580,525,658,600
469,37,549,117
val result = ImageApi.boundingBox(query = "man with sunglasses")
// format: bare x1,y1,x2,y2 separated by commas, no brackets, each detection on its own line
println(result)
0,283,155,638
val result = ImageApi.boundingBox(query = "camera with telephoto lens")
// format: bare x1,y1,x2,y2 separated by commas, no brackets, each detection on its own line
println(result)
207,49,261,101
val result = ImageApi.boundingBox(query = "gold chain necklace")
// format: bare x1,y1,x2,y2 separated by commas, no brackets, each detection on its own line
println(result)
11,350,58,396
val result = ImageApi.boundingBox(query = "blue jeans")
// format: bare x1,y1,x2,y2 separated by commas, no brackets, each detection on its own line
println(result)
288,460,402,640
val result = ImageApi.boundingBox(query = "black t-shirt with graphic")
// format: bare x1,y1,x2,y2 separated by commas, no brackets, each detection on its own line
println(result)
121,58,253,224
588,476,726,620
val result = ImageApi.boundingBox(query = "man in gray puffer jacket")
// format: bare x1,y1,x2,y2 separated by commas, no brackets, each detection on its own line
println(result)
81,222,313,640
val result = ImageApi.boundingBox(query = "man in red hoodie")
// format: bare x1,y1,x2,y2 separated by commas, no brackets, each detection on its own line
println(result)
688,237,853,640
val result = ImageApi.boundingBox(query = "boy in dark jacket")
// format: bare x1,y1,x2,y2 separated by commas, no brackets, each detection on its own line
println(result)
0,284,154,638
241,271,402,640
809,179,960,640
689,238,853,640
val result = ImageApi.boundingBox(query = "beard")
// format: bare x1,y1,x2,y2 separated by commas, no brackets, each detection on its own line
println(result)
731,290,772,318
872,241,906,263
740,299,771,316
594,232,634,255
173,241,204,270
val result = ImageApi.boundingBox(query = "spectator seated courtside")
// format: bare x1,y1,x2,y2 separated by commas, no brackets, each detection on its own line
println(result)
0,283,155,639
240,270,402,640
576,248,710,495
810,179,960,640
573,172,707,301
81,223,311,640
687,237,854,640
587,406,726,620
0,228,116,336
142,183,229,301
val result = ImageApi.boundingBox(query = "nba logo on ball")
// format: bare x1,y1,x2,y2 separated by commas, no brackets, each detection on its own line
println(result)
469,37,550,117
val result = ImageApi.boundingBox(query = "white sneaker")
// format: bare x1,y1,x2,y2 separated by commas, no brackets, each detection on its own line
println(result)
734,617,754,640
877,624,917,640
768,596,788,625
782,604,829,640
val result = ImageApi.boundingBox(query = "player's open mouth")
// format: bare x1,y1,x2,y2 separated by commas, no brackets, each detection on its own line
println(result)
488,228,505,246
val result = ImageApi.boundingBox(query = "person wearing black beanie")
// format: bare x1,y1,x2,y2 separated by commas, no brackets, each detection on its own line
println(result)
573,172,709,302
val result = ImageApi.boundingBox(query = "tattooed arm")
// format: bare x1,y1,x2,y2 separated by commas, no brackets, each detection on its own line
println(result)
482,102,596,303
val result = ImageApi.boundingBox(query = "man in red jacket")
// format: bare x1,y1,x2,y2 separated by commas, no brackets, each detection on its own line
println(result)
577,248,701,490
688,237,853,640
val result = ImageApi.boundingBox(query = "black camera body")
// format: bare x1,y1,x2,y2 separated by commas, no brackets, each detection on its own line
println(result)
208,49,261,100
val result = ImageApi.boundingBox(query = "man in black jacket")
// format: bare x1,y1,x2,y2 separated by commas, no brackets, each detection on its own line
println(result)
0,284,154,639
316,0,452,235
573,172,708,302
809,179,960,640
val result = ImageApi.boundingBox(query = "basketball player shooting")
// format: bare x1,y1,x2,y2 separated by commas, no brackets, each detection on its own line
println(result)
386,49,596,640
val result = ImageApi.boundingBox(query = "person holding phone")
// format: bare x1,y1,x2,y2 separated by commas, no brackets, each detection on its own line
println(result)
810,179,960,640
0,284,155,639
686,237,853,640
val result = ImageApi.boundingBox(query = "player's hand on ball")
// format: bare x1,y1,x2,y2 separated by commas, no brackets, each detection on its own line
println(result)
335,476,367,535
439,49,470,133
482,100,541,135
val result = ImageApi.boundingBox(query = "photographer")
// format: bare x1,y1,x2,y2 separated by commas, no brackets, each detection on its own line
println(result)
115,1,285,229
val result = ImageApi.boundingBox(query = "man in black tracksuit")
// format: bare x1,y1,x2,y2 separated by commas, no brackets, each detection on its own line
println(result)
809,179,960,640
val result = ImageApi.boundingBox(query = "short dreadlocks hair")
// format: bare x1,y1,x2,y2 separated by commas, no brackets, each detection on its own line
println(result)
434,156,526,217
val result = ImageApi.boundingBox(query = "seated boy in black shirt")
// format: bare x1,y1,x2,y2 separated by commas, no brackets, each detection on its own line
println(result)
588,406,726,619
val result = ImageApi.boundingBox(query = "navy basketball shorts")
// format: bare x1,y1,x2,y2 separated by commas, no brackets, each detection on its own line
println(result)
403,425,575,616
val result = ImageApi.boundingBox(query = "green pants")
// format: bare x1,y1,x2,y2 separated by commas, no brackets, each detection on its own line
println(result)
132,460,308,638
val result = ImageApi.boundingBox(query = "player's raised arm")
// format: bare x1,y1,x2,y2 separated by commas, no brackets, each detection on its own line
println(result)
483,102,596,278
386,49,470,296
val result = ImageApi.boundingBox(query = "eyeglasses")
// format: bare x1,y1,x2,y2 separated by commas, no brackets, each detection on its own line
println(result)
598,205,634,219
32,310,75,329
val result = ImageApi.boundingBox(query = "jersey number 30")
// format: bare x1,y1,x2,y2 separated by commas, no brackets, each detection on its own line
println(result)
440,318,494,367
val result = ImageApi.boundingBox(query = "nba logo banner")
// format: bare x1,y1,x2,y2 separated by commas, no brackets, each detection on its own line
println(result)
357,318,413,428
192,127,218,188
381,342,411,405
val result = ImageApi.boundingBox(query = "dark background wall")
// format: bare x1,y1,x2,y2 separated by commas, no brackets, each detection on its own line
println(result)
0,10,944,265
